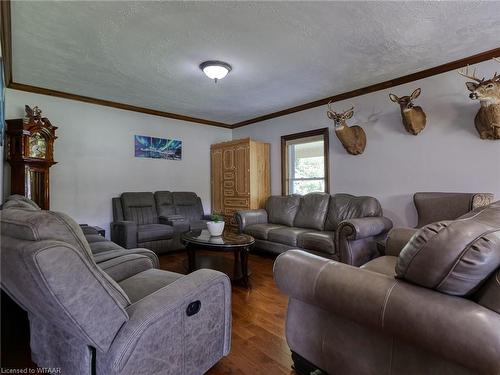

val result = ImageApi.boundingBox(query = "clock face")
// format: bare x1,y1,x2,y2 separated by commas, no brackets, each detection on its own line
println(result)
29,132,47,159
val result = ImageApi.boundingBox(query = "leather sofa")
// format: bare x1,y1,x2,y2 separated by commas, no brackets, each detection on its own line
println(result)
1,197,231,375
386,192,494,254
274,200,500,375
236,193,393,266
111,191,210,253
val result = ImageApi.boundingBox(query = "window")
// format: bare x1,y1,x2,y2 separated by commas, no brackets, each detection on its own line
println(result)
281,128,329,195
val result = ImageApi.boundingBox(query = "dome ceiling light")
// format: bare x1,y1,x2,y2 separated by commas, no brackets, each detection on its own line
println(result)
200,61,232,83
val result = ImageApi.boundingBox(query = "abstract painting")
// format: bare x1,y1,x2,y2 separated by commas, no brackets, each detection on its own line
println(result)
134,135,182,160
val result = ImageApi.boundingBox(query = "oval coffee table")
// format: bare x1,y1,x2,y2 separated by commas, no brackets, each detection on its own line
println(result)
181,230,255,287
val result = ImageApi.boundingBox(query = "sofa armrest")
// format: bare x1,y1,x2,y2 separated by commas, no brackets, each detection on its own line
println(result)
385,227,417,256
235,209,268,232
102,269,231,374
336,216,393,266
274,250,500,374
111,221,138,249
337,216,393,240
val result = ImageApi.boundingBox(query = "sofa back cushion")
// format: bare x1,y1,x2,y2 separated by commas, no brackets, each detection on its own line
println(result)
121,192,158,225
396,201,500,296
154,191,175,217
172,192,204,222
293,193,330,230
2,195,41,210
324,194,382,231
266,195,301,227
414,192,494,227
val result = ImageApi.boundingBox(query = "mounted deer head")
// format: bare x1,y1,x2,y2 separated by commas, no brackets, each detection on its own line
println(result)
389,88,427,135
458,58,500,140
327,102,366,155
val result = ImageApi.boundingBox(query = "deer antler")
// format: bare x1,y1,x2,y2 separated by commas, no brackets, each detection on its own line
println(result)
327,100,336,114
458,65,484,83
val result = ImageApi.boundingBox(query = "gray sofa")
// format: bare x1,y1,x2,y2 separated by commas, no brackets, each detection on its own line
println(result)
236,193,393,266
1,196,232,375
111,191,210,254
274,200,500,375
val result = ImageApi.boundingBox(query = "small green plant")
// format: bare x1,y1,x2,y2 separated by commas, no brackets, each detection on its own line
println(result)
211,212,223,222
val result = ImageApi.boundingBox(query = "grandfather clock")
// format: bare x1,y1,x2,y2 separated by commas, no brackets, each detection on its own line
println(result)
5,106,57,209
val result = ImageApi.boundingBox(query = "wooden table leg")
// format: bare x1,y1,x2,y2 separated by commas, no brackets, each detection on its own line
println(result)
233,248,241,280
187,244,196,273
240,246,250,287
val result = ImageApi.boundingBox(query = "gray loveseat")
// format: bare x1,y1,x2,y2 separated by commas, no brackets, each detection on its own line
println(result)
111,191,210,253
236,193,392,266
1,196,231,375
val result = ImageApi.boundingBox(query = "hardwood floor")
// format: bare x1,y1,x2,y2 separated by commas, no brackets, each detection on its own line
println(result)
1,250,296,374
160,250,296,375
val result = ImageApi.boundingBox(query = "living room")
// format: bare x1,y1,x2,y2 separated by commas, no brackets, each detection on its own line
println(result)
1,2,499,375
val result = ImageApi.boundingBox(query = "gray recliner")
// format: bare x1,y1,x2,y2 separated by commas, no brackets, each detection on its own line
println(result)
1,205,232,375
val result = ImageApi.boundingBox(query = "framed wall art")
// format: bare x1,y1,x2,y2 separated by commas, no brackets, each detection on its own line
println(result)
134,135,182,160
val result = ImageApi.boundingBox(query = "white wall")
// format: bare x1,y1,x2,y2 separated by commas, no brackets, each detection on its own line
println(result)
234,60,500,227
3,90,232,235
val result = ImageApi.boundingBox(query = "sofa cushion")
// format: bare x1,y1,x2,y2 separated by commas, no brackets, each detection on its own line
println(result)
244,223,285,240
297,231,335,255
154,191,175,217
268,227,311,247
325,194,382,231
396,201,500,296
121,192,158,225
137,224,174,242
266,195,301,226
294,193,330,230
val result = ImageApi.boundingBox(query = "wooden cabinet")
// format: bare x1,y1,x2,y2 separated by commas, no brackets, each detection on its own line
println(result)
211,138,270,229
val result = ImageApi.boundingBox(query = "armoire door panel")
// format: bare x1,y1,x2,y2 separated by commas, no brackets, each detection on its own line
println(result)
235,145,250,196
223,148,235,170
224,198,249,207
211,150,223,213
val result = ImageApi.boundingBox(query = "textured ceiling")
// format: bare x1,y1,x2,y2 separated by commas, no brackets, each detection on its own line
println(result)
10,1,500,124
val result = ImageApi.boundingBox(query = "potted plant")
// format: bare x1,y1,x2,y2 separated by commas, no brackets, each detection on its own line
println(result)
207,212,225,236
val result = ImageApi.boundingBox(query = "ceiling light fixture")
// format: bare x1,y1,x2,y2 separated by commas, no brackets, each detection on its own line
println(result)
200,60,232,83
